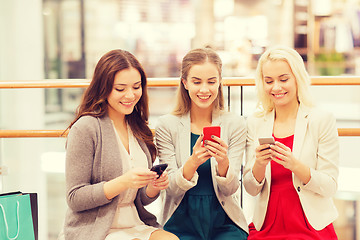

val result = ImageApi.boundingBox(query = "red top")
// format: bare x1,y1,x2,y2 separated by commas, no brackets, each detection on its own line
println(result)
247,135,338,240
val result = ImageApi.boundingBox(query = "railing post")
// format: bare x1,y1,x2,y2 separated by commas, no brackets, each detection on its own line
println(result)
240,86,243,116
227,86,231,112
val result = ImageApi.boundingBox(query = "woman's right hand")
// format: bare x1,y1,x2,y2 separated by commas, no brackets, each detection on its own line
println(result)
183,134,211,181
104,168,157,200
252,144,272,183
122,168,158,189
255,144,272,168
189,134,212,168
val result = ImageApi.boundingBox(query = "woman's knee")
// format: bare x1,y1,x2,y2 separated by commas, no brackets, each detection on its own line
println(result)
150,229,179,240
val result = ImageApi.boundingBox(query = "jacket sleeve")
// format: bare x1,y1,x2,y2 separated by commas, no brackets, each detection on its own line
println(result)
302,112,339,198
243,115,266,196
214,115,247,196
139,187,159,206
155,116,198,198
65,118,111,212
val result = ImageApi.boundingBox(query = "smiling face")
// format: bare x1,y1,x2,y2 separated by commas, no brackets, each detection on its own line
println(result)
107,67,142,119
182,62,220,111
262,60,298,109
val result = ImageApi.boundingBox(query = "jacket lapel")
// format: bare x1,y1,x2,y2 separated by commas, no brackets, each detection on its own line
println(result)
99,115,123,180
262,111,275,138
179,113,191,165
293,104,310,159
263,111,275,186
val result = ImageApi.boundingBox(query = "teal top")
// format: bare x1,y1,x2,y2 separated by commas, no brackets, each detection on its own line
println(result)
163,133,248,240
186,133,214,196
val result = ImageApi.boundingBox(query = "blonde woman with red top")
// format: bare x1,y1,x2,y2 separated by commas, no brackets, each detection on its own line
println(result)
243,46,339,239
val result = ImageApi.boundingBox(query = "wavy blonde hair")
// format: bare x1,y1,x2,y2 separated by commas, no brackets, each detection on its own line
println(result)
172,48,224,116
255,46,314,115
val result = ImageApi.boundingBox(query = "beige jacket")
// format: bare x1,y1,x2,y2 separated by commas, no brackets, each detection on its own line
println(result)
243,104,339,231
155,111,249,233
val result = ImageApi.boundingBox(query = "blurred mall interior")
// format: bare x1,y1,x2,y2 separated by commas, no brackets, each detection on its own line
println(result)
0,0,360,239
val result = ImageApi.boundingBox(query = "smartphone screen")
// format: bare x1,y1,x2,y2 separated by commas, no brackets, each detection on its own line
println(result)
258,137,275,150
203,126,221,146
258,137,275,145
150,163,168,178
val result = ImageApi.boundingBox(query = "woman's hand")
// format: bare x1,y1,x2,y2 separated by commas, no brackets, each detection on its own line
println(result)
204,135,229,165
148,170,169,190
122,167,157,189
146,170,169,198
189,134,212,168
183,134,211,180
204,135,229,176
104,167,157,200
251,144,272,183
270,142,310,184
269,141,296,169
255,144,273,168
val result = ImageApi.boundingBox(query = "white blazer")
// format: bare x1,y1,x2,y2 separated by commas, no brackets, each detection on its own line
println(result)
243,104,339,231
155,111,249,233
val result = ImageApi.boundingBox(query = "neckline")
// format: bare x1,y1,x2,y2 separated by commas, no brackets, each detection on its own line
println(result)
111,120,132,155
273,134,294,140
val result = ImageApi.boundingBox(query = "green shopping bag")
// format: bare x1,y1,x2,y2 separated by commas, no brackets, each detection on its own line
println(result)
0,192,35,240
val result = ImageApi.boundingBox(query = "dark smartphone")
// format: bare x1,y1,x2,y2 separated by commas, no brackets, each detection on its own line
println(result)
202,126,221,146
258,137,275,150
150,163,168,178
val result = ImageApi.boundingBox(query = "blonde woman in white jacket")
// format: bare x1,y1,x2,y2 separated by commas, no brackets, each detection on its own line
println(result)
243,46,339,240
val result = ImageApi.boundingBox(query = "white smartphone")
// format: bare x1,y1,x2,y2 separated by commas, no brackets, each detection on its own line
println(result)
258,137,275,150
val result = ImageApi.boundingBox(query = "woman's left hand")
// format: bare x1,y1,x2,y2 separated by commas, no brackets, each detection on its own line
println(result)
204,135,229,166
270,141,311,184
147,170,169,191
270,141,298,171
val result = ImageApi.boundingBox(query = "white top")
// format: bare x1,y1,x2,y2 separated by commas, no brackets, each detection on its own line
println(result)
105,123,157,240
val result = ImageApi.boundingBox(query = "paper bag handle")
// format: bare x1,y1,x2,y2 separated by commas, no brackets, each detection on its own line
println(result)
0,201,20,240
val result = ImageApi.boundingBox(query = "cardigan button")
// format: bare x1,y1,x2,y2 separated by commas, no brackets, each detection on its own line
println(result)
297,186,301,192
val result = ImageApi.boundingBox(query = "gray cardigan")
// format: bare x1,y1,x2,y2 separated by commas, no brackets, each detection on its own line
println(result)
155,111,249,233
63,115,160,240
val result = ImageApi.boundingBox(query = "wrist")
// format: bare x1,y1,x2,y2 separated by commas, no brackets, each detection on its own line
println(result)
217,161,229,177
146,185,159,198
217,158,229,168
254,159,268,170
183,157,198,181
187,155,200,169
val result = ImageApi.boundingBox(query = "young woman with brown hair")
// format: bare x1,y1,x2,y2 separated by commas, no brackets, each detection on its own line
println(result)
62,49,178,240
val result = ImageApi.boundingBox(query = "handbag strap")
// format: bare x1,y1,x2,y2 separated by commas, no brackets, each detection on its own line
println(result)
0,201,20,240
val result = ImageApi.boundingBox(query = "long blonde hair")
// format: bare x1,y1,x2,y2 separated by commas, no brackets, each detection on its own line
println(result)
172,48,224,116
255,46,314,115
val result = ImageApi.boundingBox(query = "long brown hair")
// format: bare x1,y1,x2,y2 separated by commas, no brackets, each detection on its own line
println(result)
67,49,156,161
172,48,224,115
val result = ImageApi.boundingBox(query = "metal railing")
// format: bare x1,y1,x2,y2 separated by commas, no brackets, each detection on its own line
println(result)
0,76,359,138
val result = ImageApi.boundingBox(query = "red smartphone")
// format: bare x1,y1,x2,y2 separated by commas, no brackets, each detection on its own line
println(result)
202,126,221,146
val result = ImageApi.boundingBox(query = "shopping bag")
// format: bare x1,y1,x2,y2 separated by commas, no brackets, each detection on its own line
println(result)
0,192,38,239
0,192,36,240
